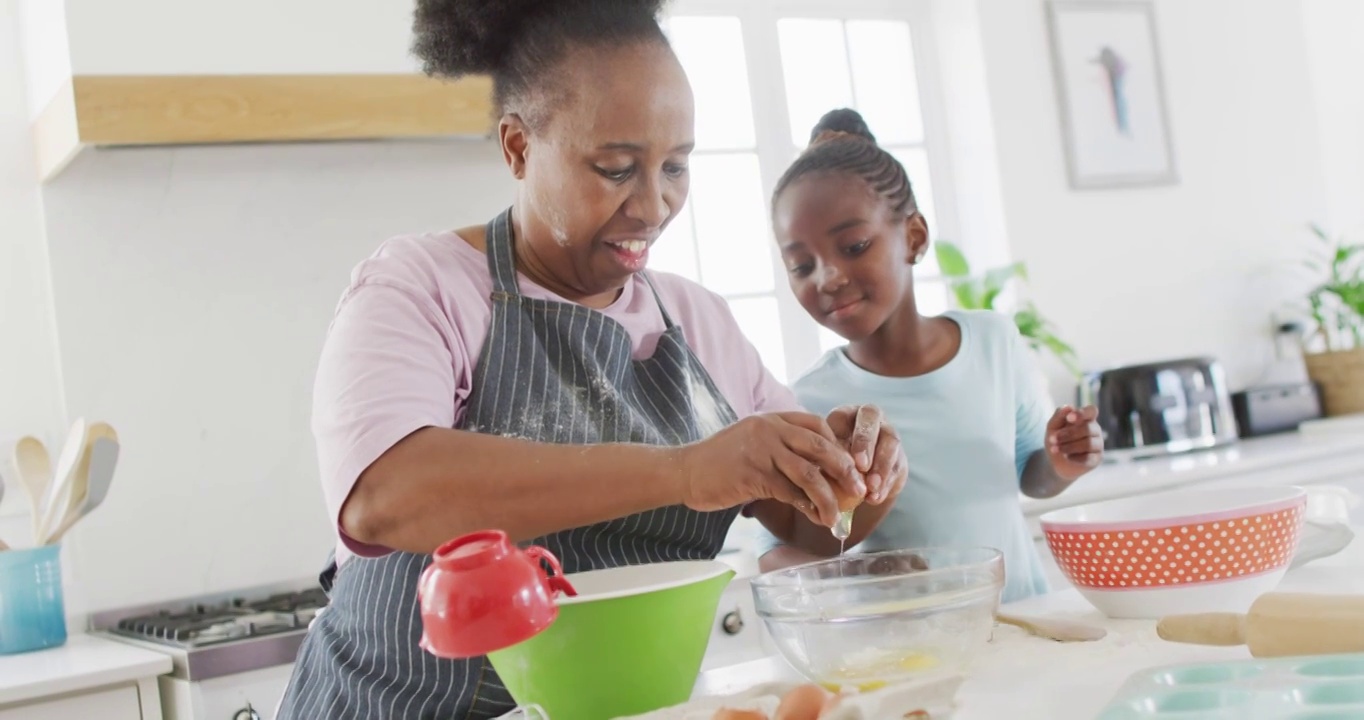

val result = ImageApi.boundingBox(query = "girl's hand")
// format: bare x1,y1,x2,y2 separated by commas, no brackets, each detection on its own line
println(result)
824,404,907,505
1046,405,1103,480
678,412,864,527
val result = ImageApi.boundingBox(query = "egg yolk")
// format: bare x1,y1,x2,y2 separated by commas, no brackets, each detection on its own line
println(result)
817,652,940,693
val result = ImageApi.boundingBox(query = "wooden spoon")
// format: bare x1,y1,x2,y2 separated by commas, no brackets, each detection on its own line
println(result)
12,436,51,536
996,611,1107,642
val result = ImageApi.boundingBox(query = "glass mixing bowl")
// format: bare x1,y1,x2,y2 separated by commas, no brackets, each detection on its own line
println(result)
749,547,1005,692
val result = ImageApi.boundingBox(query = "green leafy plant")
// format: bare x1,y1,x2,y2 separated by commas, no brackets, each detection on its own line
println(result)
1301,224,1364,353
934,241,1081,377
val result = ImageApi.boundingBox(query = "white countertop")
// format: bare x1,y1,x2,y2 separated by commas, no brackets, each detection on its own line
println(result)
1019,430,1364,517
696,525,1364,719
0,633,172,707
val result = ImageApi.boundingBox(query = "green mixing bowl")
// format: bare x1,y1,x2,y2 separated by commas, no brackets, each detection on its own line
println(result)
487,559,735,720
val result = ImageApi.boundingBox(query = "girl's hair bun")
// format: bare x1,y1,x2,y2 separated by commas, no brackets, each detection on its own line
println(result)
809,108,877,147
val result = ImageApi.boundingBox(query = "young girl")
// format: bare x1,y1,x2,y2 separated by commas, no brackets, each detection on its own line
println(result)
760,108,1104,602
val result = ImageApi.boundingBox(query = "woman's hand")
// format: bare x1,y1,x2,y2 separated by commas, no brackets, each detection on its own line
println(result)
677,412,864,527
824,404,907,505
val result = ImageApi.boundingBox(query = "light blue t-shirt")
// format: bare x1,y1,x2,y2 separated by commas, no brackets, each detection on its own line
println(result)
760,309,1054,603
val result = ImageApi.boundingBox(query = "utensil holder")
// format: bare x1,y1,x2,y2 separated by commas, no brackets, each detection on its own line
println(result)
0,545,68,654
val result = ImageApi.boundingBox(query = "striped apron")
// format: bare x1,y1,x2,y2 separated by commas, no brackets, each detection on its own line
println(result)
276,207,741,719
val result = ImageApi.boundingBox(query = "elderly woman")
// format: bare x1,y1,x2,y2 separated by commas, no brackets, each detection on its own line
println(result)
276,1,908,718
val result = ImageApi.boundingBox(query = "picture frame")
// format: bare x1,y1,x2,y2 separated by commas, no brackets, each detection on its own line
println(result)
1046,1,1178,189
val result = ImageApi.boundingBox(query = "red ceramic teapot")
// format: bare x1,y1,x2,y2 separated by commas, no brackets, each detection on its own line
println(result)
417,529,577,659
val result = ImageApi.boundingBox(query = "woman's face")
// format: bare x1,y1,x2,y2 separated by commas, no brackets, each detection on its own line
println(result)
773,172,927,342
502,42,695,301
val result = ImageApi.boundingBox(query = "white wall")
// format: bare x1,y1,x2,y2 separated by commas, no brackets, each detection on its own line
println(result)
1302,0,1364,247
964,0,1329,399
30,140,515,614
62,0,418,75
15,0,71,117
1,1,67,540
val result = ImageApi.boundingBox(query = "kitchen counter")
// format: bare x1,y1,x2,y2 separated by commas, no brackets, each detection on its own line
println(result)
696,525,1364,719
1020,430,1364,517
0,633,171,707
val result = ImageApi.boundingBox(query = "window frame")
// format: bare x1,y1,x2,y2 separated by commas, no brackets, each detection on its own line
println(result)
664,0,962,380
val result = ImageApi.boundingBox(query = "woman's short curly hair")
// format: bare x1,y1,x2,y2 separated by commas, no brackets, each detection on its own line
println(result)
412,0,671,128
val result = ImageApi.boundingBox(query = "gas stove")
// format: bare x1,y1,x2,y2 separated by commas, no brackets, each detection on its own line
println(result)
93,580,328,720
107,587,326,650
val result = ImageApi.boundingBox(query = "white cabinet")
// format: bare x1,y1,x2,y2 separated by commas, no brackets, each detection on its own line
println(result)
701,575,775,673
0,635,170,720
0,683,152,720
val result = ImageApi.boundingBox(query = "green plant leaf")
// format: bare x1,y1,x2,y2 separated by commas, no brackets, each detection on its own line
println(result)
951,281,982,309
1013,306,1043,336
1040,333,1078,359
935,241,971,278
981,288,1000,310
983,262,1025,293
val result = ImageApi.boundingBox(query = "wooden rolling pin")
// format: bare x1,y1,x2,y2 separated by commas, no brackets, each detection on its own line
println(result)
1156,592,1364,658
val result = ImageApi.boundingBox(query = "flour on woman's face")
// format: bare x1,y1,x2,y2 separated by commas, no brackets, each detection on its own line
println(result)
539,192,572,247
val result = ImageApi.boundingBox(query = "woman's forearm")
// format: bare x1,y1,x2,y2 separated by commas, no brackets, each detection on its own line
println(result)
340,427,686,553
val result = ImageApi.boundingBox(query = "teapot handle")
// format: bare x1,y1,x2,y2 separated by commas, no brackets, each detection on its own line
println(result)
525,546,578,597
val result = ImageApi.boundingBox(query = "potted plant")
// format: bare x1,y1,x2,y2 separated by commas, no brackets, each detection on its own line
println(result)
1298,224,1364,417
933,241,1081,377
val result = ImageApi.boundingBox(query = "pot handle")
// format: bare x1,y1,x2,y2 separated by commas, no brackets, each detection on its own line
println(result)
525,546,578,597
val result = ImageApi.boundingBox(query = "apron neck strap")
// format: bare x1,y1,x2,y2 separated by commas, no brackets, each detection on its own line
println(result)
485,207,520,296
483,206,680,329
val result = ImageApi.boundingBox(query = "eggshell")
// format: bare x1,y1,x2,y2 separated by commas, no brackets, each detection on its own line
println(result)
713,708,768,720
774,684,834,720
834,485,865,513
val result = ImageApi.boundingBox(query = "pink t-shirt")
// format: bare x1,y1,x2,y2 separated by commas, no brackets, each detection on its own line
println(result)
312,231,801,566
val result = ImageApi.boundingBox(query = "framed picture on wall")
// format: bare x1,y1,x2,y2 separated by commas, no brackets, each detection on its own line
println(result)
1046,1,1178,189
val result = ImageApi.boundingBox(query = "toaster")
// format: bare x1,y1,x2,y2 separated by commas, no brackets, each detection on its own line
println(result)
1078,357,1240,461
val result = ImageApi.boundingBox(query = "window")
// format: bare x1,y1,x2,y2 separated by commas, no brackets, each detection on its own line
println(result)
657,1,956,381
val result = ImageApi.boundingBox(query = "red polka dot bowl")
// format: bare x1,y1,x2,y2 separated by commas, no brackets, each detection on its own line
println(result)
1040,486,1306,619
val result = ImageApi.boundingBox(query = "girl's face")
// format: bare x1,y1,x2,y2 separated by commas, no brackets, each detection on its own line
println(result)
501,42,695,302
773,172,929,342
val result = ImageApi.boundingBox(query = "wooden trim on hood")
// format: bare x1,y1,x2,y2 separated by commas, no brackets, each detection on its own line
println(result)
33,74,494,181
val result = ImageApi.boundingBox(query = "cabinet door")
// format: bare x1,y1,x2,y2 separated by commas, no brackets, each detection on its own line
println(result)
700,577,772,672
0,685,144,720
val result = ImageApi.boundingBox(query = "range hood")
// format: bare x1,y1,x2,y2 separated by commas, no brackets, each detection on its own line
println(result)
19,0,494,181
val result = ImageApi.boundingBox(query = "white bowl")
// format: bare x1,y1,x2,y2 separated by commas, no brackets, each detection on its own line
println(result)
1039,486,1307,619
